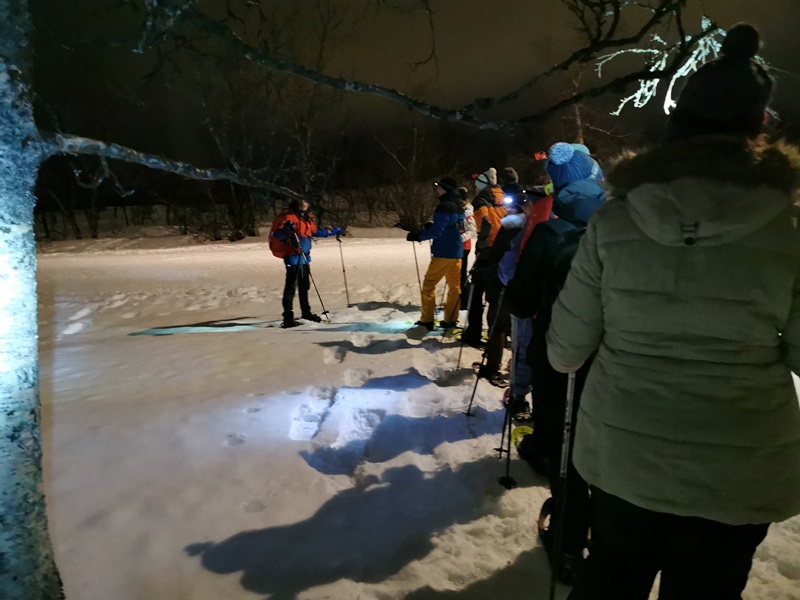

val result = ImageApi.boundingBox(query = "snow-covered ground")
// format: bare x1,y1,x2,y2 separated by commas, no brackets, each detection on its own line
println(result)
37,229,800,599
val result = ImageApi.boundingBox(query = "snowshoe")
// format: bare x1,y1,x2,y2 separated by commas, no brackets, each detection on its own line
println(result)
511,425,534,448
415,320,435,331
438,320,458,330
301,312,322,323
506,392,532,422
281,319,302,329
473,363,509,388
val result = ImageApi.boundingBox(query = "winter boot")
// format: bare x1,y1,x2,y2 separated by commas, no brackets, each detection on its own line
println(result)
460,330,485,349
301,312,322,323
414,320,435,331
509,395,532,422
537,496,586,586
477,365,508,388
282,311,302,328
439,320,458,329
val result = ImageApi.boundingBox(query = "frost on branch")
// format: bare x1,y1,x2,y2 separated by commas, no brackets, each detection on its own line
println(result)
597,17,729,116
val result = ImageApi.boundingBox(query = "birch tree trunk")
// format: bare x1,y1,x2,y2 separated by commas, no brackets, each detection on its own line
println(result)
0,0,64,597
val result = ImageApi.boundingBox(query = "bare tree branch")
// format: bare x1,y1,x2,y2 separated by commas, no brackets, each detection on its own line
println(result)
457,0,685,114
41,132,302,199
514,23,714,126
174,8,513,131
409,0,439,77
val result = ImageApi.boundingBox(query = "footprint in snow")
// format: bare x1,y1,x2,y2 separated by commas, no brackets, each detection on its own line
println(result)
68,306,95,321
289,399,334,441
323,346,347,364
225,433,247,446
242,499,266,513
61,322,87,336
349,332,373,347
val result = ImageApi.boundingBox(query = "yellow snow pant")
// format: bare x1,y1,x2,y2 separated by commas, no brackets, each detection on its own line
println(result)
420,257,462,323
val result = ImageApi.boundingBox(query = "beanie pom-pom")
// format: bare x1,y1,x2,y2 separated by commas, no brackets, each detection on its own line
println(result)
721,23,760,59
548,142,575,166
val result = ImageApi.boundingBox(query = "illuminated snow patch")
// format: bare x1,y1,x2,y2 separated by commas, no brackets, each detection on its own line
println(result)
289,398,336,441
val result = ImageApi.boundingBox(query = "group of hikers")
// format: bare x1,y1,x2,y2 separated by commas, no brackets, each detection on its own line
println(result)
268,24,800,599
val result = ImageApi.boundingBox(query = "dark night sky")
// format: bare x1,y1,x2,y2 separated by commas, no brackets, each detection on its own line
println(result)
30,0,800,170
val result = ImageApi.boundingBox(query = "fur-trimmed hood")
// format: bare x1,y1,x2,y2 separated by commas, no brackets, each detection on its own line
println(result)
606,136,800,247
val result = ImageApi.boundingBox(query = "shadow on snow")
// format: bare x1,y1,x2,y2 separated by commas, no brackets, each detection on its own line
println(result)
185,456,532,599
301,404,503,476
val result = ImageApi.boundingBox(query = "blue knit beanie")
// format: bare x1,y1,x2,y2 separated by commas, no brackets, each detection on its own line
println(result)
546,142,596,190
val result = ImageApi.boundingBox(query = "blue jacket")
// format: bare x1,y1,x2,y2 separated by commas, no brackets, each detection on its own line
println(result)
418,189,465,259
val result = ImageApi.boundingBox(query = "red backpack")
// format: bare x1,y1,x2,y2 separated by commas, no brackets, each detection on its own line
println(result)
268,214,290,258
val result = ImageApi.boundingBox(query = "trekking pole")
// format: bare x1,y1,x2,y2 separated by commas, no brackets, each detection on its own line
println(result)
464,288,506,417
412,242,422,295
336,233,351,307
456,277,476,369
549,371,577,600
294,233,330,322
497,317,518,489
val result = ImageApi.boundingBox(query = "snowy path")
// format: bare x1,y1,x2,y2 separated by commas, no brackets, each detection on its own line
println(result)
36,233,800,599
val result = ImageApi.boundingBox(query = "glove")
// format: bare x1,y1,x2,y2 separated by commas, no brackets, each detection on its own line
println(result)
423,221,433,230
330,227,342,236
282,220,295,231
406,231,420,242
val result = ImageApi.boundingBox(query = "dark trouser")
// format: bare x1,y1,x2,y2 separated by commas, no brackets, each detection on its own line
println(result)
460,248,471,309
484,281,509,372
464,266,487,339
528,333,592,557
282,263,311,319
569,487,770,600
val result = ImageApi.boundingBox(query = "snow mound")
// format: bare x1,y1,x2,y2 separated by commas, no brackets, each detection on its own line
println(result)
343,368,372,387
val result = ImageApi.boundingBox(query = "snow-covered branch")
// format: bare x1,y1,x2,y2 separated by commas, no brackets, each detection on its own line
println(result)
41,132,302,198
597,17,722,115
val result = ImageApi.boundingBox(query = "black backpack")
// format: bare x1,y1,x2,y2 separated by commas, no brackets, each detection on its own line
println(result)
539,220,585,315
507,218,586,320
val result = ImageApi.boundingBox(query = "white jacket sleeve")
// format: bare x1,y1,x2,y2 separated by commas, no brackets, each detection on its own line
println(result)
461,209,477,243
546,219,604,373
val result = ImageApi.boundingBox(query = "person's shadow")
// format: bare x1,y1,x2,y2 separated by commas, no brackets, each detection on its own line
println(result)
301,404,503,475
186,457,531,599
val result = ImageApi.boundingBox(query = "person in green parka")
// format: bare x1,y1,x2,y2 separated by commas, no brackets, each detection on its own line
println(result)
546,24,800,599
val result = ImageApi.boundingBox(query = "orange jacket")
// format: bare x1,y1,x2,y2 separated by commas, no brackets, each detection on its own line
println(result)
473,186,507,249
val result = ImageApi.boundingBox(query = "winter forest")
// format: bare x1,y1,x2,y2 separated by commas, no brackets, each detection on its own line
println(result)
3,0,800,599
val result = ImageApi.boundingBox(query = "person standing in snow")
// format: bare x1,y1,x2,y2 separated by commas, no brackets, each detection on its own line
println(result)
462,167,507,347
508,143,605,582
406,177,465,330
471,191,529,386
498,184,553,416
458,186,477,308
271,198,341,328
547,24,800,599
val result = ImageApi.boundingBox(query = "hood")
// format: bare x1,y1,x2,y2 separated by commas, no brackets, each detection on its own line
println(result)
500,212,526,230
608,137,800,247
553,178,606,224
